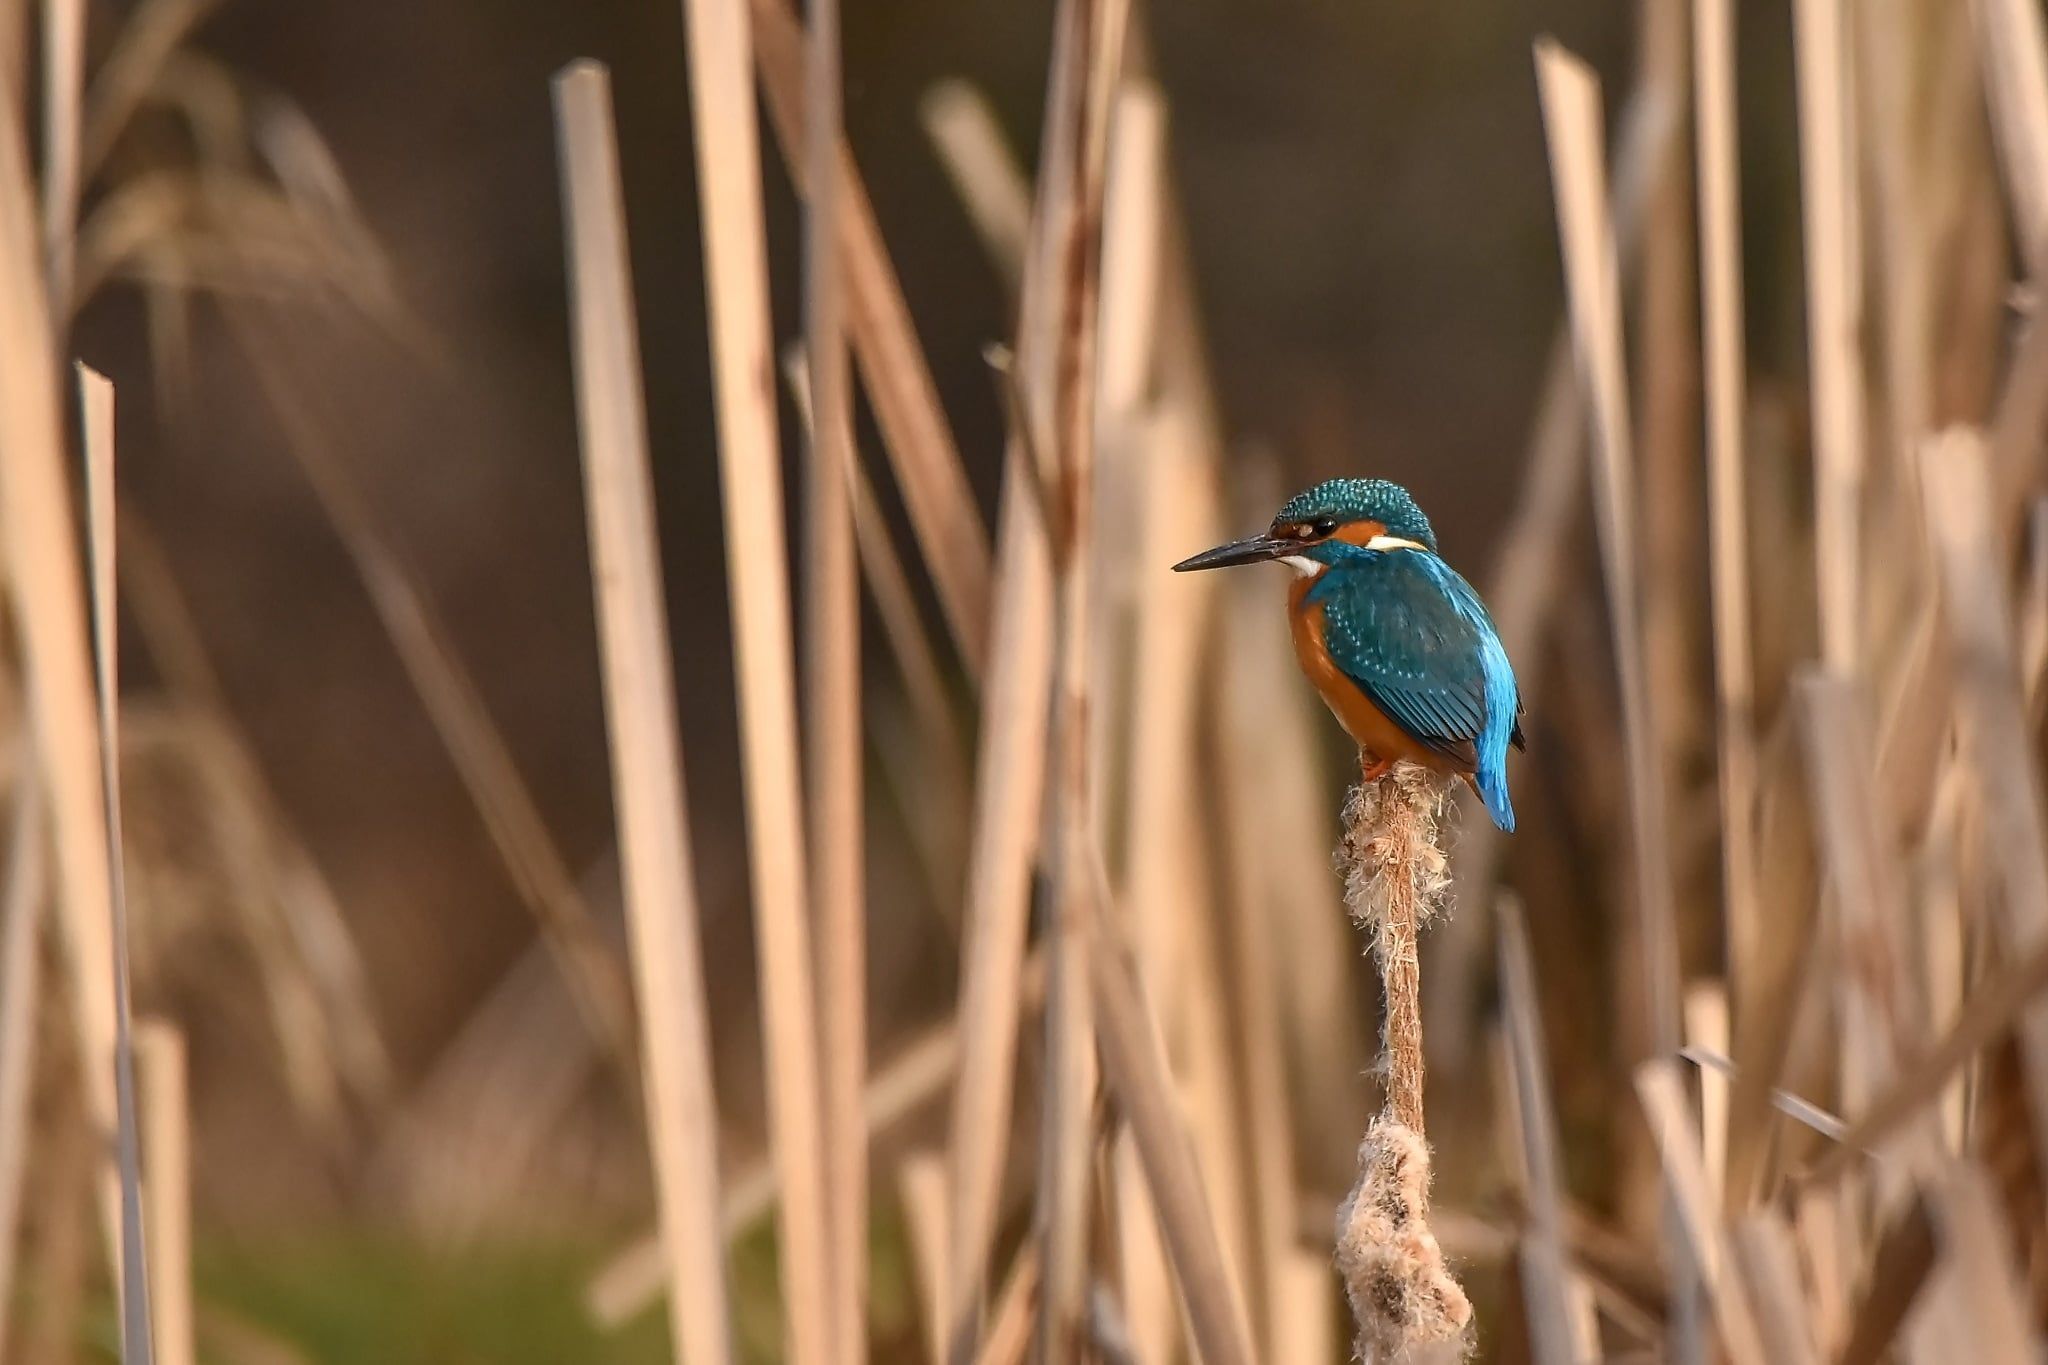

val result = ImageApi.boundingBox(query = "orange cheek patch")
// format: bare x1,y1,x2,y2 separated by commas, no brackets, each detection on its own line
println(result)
1332,519,1389,547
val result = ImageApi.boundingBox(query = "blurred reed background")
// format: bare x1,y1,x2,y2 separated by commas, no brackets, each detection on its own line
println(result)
2,0,2047,1361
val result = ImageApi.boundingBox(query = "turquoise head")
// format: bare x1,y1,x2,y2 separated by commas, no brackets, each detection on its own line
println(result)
1171,478,1438,573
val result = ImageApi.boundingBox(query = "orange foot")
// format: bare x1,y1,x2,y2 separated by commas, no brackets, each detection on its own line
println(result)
1361,751,1394,784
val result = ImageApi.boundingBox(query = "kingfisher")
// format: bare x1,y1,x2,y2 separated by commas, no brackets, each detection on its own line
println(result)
1173,478,1524,832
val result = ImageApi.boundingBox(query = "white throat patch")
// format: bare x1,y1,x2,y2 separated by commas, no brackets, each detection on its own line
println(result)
1281,555,1322,578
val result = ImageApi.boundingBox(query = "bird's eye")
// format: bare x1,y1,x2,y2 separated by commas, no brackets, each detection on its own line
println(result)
1311,518,1338,538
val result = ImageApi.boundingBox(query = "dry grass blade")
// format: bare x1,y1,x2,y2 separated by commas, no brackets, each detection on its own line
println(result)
1498,897,1592,1365
1692,0,1760,1014
230,315,640,1094
80,364,158,1365
921,81,1031,292
673,0,838,1349
798,0,865,1348
1085,871,1259,1365
79,0,219,182
136,1021,193,1365
552,59,736,1365
0,781,46,1353
117,512,392,1118
748,0,991,675
1792,0,1865,673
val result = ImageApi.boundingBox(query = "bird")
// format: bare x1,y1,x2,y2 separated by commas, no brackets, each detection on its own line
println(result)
1172,477,1524,832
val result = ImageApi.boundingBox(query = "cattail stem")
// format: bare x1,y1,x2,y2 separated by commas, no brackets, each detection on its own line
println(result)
1335,763,1469,1362
1340,765,1450,1134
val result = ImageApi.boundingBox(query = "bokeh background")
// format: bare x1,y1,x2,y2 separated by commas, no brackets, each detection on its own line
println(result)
9,0,2043,1360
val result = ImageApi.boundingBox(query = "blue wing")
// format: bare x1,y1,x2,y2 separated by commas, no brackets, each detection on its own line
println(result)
1309,552,1522,831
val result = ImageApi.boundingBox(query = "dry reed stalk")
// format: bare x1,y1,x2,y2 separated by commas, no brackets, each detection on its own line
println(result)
1692,0,1762,1021
1915,1164,2035,1360
0,781,45,1355
80,363,158,1365
1633,0,1704,904
1212,601,1301,1359
591,947,1049,1325
1169,815,1255,1320
940,448,1055,1361
1975,0,2048,273
674,0,839,1348
1096,76,1183,1365
1917,428,2048,1179
973,1245,1041,1365
1793,0,1867,674
40,0,83,304
1026,0,1132,1346
1794,673,1922,1118
1806,933,2048,1186
1633,1061,1768,1365
23,1086,93,1365
1534,40,1683,1064
552,60,735,1365
1497,897,1594,1365
920,82,1031,292
797,0,864,1347
1082,863,1258,1365
897,1153,948,1365
1685,985,1731,1203
0,5,21,111
135,1020,192,1365
1729,1214,1820,1365
746,0,991,675
782,345,967,920
1430,84,1678,1063
1536,40,1700,1359
1334,766,1469,1362
0,19,123,1283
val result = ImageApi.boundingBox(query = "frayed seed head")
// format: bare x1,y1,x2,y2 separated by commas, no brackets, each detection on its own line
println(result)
1338,764,1452,934
1335,1117,1473,1362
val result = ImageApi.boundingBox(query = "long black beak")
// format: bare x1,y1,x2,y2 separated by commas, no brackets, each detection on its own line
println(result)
1171,534,1292,573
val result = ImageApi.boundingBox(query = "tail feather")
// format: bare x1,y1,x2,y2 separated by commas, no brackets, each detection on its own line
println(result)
1475,761,1515,833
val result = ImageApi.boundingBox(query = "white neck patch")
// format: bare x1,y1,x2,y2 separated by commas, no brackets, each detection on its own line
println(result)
1365,535,1430,553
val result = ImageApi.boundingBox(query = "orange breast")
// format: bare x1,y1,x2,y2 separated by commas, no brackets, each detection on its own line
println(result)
1287,577,1454,774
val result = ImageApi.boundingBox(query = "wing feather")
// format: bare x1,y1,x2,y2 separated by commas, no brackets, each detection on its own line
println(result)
1310,553,1512,766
